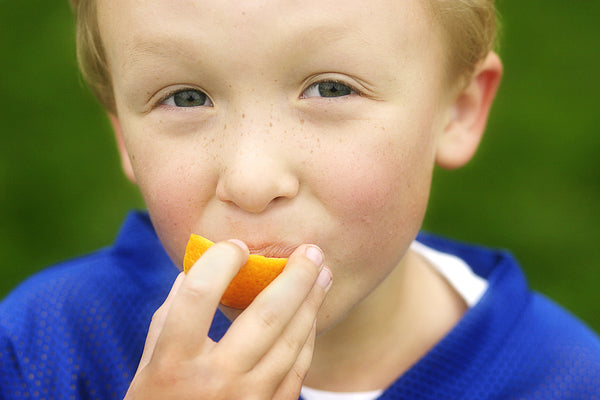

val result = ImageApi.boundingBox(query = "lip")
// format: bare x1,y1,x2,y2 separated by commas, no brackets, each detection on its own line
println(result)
246,242,299,259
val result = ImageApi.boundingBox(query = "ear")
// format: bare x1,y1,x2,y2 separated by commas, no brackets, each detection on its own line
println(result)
109,113,137,183
436,51,503,170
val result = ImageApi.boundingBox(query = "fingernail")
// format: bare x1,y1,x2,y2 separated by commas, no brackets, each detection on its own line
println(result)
228,239,248,252
316,267,332,290
305,245,324,268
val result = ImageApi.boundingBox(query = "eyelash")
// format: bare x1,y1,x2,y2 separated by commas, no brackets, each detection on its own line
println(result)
301,79,362,99
154,79,361,109
158,88,213,108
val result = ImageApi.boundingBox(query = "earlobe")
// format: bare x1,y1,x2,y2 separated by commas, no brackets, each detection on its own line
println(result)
436,52,503,170
109,114,137,184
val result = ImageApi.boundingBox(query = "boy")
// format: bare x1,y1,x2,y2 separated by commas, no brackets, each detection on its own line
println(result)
1,1,599,399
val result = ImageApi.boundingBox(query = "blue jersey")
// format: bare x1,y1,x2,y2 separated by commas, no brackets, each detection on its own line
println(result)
1,212,599,399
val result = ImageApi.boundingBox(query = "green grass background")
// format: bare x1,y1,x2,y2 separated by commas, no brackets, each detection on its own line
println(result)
1,1,599,332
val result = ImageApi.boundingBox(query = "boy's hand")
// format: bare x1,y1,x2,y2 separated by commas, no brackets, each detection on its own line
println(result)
124,240,332,400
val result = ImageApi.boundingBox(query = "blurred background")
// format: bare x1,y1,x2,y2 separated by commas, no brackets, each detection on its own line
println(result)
1,1,599,331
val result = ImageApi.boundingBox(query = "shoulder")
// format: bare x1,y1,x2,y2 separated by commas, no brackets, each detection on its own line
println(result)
0,246,123,338
414,233,600,398
471,293,600,398
518,293,600,389
0,213,177,333
0,211,179,399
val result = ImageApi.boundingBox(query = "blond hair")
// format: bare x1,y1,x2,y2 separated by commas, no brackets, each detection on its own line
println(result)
70,0,498,113
70,0,113,111
427,0,500,88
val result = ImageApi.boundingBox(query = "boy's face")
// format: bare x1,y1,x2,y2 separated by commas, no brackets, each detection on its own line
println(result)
99,0,452,328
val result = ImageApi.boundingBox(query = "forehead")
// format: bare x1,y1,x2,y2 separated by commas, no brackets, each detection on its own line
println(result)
97,0,439,71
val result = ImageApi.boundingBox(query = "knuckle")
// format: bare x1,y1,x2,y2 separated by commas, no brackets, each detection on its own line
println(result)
145,355,237,398
150,305,166,323
281,332,305,353
181,279,215,302
144,356,184,387
148,304,170,331
291,364,306,384
256,307,280,331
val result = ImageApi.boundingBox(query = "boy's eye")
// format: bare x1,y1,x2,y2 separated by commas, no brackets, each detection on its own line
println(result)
162,89,213,107
302,81,356,98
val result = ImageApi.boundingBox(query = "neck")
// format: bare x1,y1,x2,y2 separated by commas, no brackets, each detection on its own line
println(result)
304,249,467,392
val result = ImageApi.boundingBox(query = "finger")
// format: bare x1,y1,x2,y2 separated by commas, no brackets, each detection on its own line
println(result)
154,239,249,358
272,322,317,400
252,267,331,385
216,244,325,370
137,273,185,371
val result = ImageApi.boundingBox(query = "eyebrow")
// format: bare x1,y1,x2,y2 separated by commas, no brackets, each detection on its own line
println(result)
124,37,192,67
116,16,388,103
123,21,368,70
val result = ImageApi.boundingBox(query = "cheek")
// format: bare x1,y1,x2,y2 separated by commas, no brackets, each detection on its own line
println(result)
307,122,437,325
321,133,433,228
312,124,436,270
125,133,217,266
140,171,204,265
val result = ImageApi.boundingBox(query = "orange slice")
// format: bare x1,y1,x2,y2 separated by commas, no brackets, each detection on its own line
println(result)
183,234,288,309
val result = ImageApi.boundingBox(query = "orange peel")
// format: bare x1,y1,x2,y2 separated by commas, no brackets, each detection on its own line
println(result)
183,234,288,309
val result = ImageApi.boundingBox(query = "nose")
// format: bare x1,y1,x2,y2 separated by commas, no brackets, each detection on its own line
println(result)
216,135,299,214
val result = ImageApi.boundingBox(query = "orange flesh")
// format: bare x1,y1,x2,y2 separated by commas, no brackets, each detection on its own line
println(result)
183,234,287,309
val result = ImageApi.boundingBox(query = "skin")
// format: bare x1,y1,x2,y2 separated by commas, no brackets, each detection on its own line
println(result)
98,0,502,397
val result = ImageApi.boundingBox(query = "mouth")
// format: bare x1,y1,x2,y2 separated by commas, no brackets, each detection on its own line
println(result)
246,242,299,259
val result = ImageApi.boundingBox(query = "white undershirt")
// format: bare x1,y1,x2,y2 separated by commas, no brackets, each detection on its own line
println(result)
301,386,384,400
300,239,488,400
409,240,488,308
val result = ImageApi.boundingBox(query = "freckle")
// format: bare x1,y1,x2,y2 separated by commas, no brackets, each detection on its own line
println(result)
300,119,305,125
223,124,227,130
269,122,273,127
242,113,245,118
